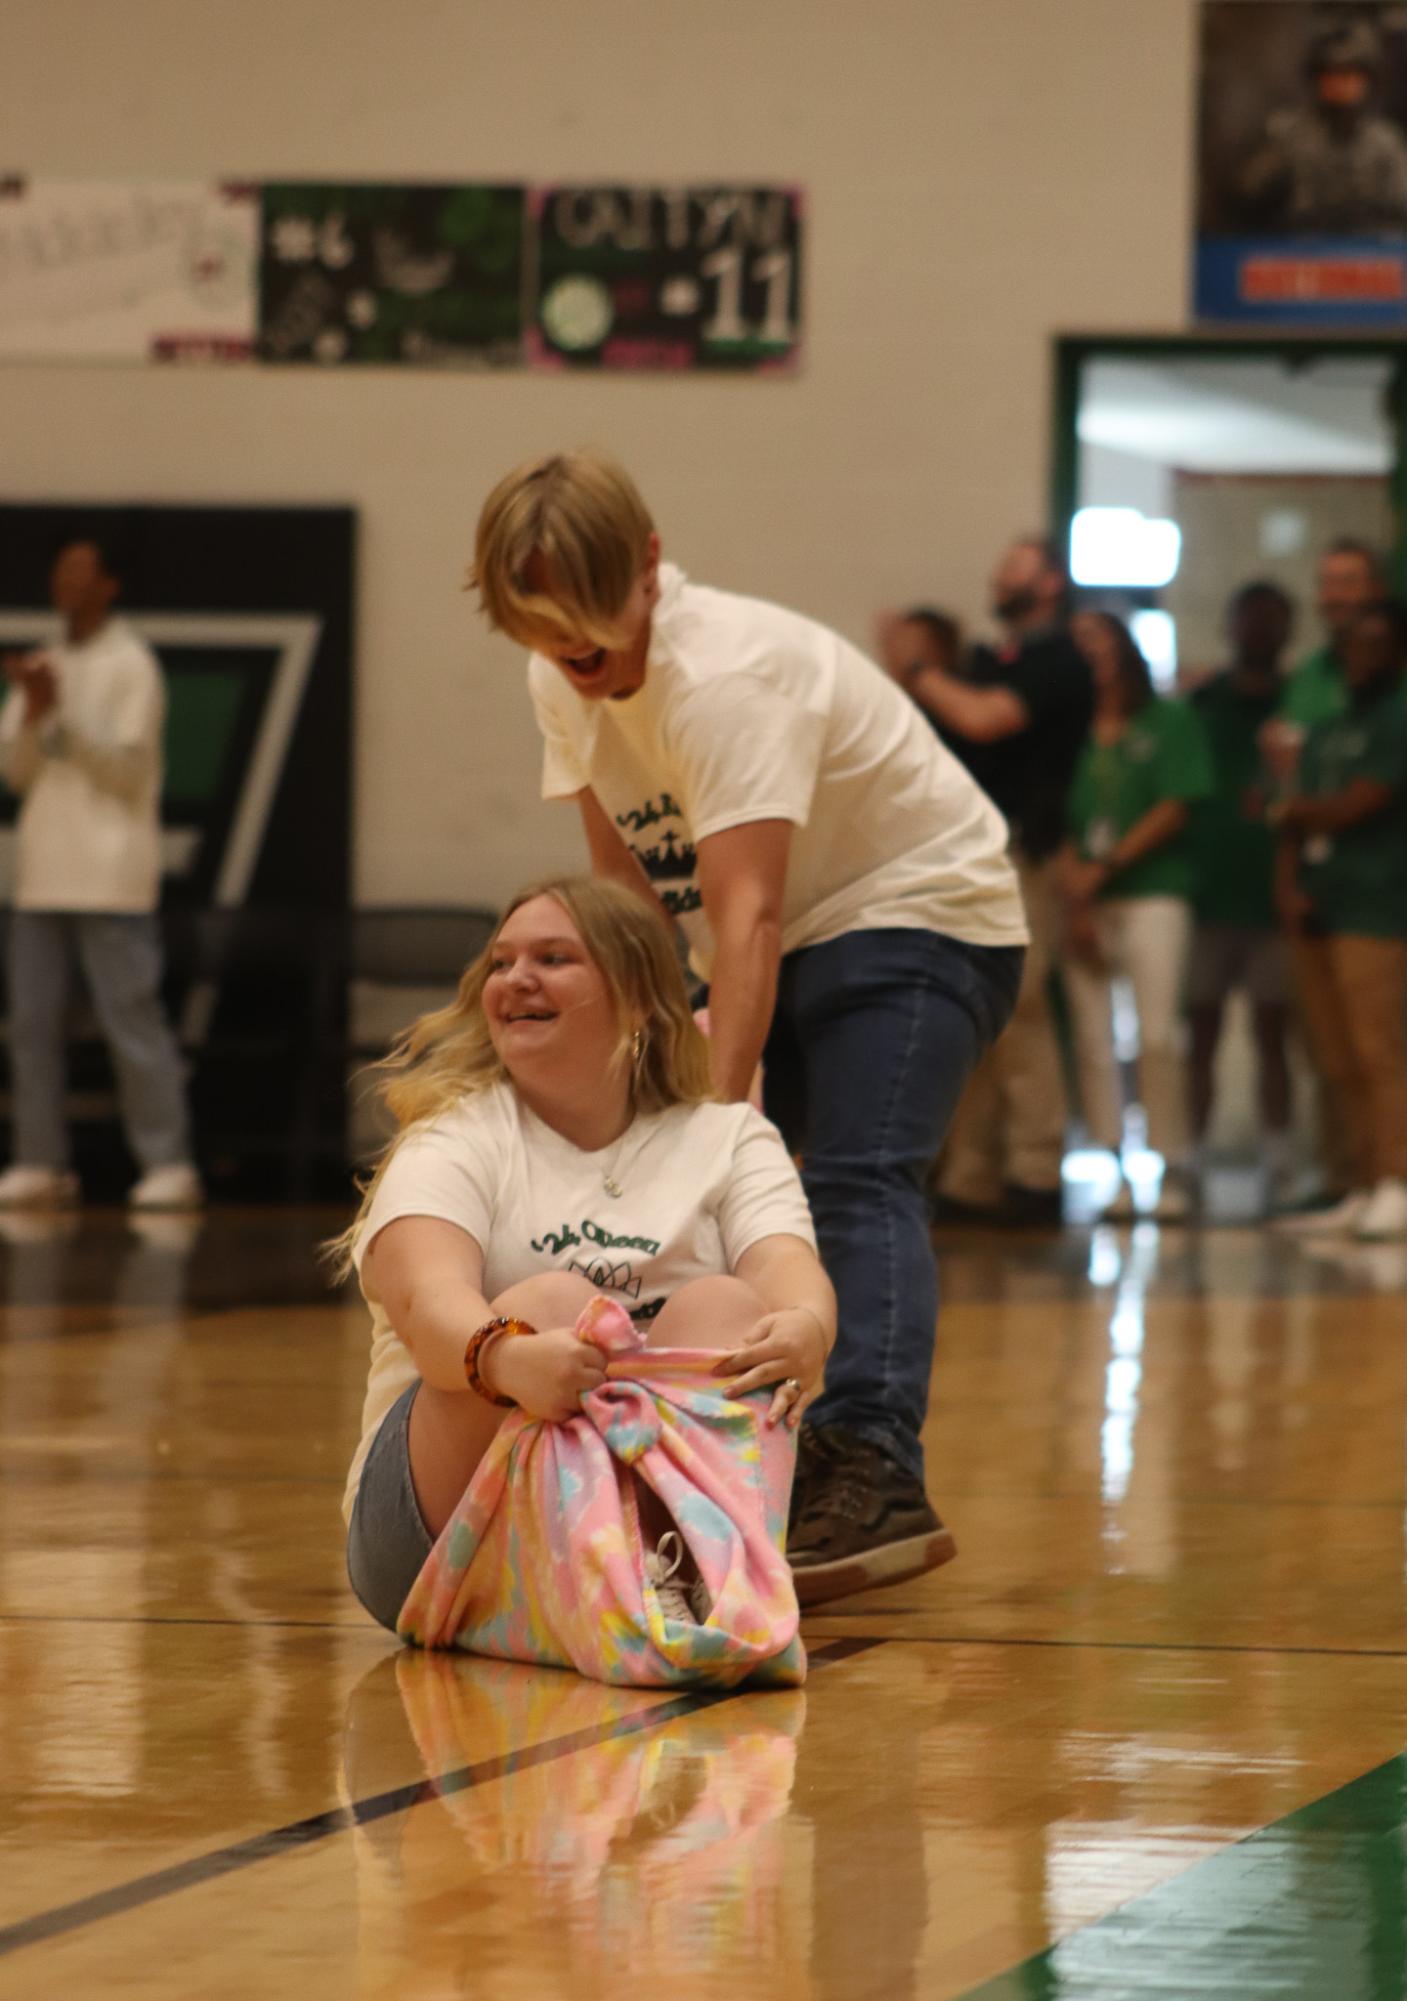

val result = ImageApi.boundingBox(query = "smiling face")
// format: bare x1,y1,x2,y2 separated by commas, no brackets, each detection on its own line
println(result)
1341,607,1403,692
1318,548,1379,642
483,894,626,1095
519,538,661,702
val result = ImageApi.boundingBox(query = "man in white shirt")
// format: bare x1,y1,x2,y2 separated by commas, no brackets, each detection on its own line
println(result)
472,450,1027,1602
0,539,201,1210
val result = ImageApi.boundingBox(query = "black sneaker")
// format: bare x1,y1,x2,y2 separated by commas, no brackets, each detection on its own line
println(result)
786,1425,956,1606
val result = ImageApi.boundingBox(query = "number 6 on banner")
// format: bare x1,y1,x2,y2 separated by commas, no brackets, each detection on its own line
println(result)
700,247,795,346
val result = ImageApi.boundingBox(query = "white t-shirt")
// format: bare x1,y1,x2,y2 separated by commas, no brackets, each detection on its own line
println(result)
0,618,164,913
343,1082,815,1521
530,564,1028,975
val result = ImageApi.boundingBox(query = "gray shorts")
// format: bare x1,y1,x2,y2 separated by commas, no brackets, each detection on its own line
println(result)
346,1382,433,1634
1186,924,1291,1010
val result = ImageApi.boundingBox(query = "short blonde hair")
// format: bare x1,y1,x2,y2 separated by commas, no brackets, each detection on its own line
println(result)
326,876,712,1276
471,448,655,648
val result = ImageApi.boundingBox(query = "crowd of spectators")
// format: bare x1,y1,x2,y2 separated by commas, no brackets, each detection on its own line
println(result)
879,533,1407,1239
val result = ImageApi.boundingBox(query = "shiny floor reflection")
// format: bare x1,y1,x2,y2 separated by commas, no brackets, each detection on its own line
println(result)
0,1212,1404,1999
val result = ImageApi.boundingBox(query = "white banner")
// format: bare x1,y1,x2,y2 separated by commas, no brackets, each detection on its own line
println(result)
0,178,257,361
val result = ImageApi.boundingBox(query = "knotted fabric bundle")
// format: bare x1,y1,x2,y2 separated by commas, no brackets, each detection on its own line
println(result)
397,1296,806,1688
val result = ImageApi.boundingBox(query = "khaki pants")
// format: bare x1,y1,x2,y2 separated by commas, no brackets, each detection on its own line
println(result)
1063,895,1192,1163
1290,933,1407,1187
940,854,1067,1203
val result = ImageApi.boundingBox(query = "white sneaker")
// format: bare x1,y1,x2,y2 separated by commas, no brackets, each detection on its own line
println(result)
1271,1191,1369,1237
644,1531,709,1626
1355,1178,1407,1241
0,1165,80,1209
128,1163,205,1211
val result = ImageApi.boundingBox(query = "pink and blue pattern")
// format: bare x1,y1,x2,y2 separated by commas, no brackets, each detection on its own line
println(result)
398,1297,805,1688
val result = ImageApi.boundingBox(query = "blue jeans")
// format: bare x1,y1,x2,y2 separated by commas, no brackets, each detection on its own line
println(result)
762,928,1022,1482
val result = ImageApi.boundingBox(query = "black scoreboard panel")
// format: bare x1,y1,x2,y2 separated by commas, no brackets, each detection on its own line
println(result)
529,185,803,372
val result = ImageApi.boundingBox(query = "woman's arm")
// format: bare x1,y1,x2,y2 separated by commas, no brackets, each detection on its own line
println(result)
361,1215,606,1416
577,787,675,932
721,1232,836,1427
694,819,790,1103
1082,798,1190,896
360,1215,496,1391
1276,777,1395,839
735,1232,835,1342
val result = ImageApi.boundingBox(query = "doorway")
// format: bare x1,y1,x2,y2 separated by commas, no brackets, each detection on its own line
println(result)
1052,337,1405,684
1048,337,1407,1215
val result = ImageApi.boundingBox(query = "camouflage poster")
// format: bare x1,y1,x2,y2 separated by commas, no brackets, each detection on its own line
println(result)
1197,3,1407,323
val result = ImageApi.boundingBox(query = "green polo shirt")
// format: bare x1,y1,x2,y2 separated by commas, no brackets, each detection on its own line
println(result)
1187,670,1280,929
1067,698,1214,900
1298,677,1407,939
1280,644,1347,730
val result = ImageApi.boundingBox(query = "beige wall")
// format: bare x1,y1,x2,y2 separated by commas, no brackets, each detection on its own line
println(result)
0,0,1197,908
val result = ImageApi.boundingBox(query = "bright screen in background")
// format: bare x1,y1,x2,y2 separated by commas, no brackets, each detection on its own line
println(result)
1130,610,1177,690
1070,507,1183,589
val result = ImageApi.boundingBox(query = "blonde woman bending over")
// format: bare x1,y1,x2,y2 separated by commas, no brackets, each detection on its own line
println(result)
334,877,835,1634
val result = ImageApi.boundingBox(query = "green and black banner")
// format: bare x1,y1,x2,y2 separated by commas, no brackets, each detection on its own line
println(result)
259,183,525,366
529,185,803,371
0,177,805,373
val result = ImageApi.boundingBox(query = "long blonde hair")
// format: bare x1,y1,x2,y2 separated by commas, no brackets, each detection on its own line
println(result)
326,877,714,1276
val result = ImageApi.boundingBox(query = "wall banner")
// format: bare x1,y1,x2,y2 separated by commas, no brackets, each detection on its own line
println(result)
0,178,257,361
1196,3,1407,325
0,176,805,372
529,184,804,371
258,183,526,365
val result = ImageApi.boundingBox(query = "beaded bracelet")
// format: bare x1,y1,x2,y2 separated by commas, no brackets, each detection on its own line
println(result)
463,1315,536,1407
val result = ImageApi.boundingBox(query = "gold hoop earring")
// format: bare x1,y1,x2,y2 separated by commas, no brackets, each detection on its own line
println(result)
630,1028,645,1066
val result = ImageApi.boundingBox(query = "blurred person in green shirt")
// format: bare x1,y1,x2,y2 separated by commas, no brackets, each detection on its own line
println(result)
1061,613,1213,1223
1262,538,1387,1206
1272,599,1407,1242
1275,537,1383,734
1186,582,1296,1211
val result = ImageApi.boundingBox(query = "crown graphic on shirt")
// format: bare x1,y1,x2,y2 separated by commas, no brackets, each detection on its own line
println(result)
638,830,697,882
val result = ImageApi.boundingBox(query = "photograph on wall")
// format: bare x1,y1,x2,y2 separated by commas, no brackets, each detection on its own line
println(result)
0,179,257,361
529,185,803,371
258,183,525,365
1197,2,1407,323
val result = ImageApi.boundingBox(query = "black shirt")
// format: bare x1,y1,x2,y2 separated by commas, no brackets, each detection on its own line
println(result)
936,627,1094,862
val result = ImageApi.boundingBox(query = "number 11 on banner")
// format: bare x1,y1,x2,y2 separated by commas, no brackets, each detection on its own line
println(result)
698,247,797,347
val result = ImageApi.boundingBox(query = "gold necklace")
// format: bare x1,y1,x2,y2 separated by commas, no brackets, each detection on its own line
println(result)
600,1117,644,1199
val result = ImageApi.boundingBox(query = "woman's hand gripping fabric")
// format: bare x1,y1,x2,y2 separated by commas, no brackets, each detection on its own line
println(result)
712,1307,828,1429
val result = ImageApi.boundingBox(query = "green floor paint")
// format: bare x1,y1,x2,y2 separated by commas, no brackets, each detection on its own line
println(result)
961,1752,1407,2000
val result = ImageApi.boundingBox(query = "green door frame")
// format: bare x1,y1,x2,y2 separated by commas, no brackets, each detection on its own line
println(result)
1050,333,1407,592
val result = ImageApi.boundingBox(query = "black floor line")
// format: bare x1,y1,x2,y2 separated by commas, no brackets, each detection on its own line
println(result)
2,1611,1402,1662
0,1635,882,1960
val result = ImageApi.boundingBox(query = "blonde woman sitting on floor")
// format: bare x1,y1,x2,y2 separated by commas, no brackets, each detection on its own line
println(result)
334,876,835,1642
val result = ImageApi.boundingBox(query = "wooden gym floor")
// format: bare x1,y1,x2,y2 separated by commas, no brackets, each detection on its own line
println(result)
0,1207,1404,1999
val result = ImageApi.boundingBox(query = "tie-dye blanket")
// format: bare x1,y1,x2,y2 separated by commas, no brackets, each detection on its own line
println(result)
397,1296,805,1688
